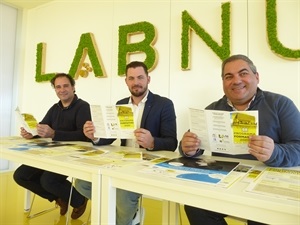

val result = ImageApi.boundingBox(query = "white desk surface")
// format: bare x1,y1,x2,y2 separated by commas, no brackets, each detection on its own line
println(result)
1,137,299,225
0,136,102,225
99,151,300,225
0,137,179,225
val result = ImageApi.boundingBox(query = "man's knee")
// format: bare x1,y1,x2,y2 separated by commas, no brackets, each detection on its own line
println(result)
116,189,141,205
74,179,92,199
13,169,21,184
13,166,27,185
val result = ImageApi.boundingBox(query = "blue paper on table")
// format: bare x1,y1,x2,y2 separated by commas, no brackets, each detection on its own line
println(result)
155,157,239,184
9,140,74,151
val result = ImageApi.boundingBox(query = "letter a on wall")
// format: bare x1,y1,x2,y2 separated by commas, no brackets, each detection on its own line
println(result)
69,33,107,79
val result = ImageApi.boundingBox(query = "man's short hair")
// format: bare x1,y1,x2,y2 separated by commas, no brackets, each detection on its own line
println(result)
221,54,257,78
50,73,75,87
125,61,149,76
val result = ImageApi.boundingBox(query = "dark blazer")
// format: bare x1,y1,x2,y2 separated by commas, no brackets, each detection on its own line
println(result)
96,91,178,151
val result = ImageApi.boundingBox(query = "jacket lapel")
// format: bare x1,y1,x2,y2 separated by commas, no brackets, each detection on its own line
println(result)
141,91,153,128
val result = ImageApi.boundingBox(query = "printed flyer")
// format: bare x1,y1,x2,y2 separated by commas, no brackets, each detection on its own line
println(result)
138,157,242,187
15,107,38,136
91,104,135,139
189,109,258,154
245,167,300,201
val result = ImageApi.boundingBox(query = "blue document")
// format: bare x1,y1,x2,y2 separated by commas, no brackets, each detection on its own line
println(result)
156,157,239,184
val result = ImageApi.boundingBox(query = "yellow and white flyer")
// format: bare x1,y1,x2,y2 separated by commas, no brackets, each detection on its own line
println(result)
189,109,258,154
245,167,300,201
15,107,38,136
91,104,135,139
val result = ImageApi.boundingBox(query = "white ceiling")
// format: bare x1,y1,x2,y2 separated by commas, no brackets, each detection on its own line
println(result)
2,0,54,9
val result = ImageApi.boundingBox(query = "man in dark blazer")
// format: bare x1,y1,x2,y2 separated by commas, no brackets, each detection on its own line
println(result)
75,61,178,225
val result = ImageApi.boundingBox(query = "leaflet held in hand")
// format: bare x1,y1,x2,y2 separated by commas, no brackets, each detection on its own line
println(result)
91,104,136,139
15,107,38,136
189,109,259,154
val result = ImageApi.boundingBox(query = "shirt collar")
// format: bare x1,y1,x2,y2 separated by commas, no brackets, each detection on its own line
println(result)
128,90,149,105
227,94,256,111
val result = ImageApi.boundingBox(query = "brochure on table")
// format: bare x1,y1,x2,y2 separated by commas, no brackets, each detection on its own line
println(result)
246,167,300,201
15,107,38,136
91,104,136,139
189,108,259,154
139,156,253,188
155,157,239,185
4,136,173,170
7,138,92,156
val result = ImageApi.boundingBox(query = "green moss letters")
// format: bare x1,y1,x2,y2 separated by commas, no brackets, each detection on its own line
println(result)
181,2,231,70
266,0,300,59
35,1,299,82
118,21,158,76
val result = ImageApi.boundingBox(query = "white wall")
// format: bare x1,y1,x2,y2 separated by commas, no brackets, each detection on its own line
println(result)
0,3,18,170
14,0,300,146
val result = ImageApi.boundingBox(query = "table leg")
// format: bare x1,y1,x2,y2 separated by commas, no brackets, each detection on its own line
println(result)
91,173,102,225
162,200,179,225
101,175,116,225
169,202,179,225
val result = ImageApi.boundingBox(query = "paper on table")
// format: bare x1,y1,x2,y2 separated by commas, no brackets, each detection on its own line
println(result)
189,109,259,154
245,167,300,201
15,107,38,136
140,157,241,187
91,104,136,139
9,139,76,155
122,152,143,160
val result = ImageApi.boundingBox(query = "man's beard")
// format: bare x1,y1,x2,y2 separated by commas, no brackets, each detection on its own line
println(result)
130,86,147,97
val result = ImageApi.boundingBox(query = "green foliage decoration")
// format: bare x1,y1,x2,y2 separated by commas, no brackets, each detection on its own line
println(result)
118,21,158,76
181,2,231,70
266,0,300,59
35,43,56,82
69,32,106,79
35,1,299,82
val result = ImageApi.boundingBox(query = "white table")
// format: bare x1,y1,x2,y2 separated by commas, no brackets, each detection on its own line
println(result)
2,137,299,225
100,155,300,225
0,136,102,225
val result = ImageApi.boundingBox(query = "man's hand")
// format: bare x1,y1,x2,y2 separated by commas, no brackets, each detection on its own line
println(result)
134,128,154,149
83,121,96,140
20,127,33,139
248,135,274,162
37,124,55,138
181,131,201,156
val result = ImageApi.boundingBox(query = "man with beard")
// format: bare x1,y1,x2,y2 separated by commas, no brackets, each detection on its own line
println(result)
75,61,178,225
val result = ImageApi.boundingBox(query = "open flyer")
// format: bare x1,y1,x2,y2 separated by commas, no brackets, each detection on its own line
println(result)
189,109,259,154
91,104,135,139
15,107,38,136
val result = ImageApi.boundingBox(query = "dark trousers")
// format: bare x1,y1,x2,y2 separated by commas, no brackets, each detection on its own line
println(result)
184,205,267,225
13,165,85,208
